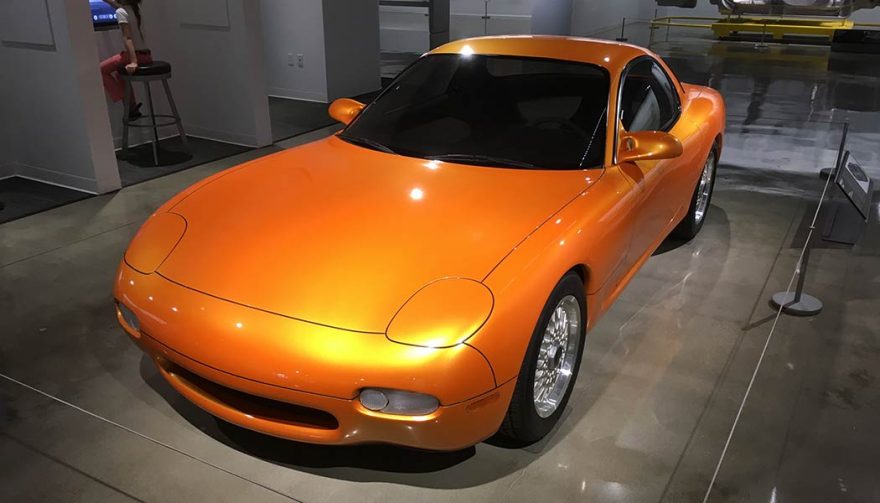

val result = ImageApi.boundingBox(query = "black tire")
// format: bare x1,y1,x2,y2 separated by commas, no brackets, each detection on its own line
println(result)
672,146,718,240
498,272,587,444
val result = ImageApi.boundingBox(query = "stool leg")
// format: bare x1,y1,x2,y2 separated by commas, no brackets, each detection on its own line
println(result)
121,80,132,153
162,78,190,154
144,81,160,165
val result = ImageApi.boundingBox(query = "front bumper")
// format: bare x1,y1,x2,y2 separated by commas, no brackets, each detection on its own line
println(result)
115,262,512,450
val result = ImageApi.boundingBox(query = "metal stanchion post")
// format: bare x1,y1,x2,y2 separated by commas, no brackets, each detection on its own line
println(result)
756,21,769,48
770,122,849,316
616,17,628,42
820,121,848,179
771,233,823,316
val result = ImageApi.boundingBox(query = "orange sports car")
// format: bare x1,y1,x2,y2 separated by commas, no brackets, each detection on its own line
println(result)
114,36,725,451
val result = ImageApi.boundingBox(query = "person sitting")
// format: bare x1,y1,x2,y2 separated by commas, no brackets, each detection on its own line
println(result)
99,0,151,119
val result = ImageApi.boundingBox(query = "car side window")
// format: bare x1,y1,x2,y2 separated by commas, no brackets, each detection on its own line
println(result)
619,59,678,133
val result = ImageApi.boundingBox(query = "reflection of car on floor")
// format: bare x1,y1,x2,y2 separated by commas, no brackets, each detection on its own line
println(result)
114,36,726,451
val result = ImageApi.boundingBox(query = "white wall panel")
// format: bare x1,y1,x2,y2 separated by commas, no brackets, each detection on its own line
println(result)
0,0,55,47
159,0,272,146
176,0,231,28
0,0,119,193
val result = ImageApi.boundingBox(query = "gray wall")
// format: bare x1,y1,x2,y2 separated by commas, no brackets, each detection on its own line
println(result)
261,0,329,102
571,0,658,38
323,0,381,101
95,0,272,148
156,0,272,147
0,0,120,194
532,0,574,36
261,0,380,103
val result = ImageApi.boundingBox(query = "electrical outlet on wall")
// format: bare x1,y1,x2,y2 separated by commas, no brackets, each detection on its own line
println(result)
287,53,294,66
297,54,304,68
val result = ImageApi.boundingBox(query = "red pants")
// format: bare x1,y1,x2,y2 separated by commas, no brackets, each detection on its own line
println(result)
100,51,153,103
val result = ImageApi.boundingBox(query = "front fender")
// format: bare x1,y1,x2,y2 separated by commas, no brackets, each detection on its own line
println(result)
470,167,639,383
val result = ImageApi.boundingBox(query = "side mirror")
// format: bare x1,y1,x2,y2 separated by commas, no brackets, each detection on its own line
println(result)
618,131,683,164
328,98,365,125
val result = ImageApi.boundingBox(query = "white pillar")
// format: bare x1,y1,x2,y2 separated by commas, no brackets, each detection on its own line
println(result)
261,0,380,103
155,0,273,147
0,0,121,193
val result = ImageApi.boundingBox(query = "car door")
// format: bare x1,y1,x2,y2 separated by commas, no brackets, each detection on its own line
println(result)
616,57,687,260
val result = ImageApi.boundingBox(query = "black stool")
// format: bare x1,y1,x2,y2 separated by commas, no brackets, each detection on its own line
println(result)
119,61,189,166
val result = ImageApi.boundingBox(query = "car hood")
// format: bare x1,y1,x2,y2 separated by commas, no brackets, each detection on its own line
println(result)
157,136,596,333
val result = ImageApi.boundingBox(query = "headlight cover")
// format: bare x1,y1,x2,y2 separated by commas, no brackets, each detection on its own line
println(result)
386,278,493,348
124,212,187,274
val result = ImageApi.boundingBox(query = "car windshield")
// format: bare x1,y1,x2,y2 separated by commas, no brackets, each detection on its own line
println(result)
340,54,609,170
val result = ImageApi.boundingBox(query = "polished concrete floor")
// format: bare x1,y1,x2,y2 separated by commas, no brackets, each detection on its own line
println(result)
2,35,879,502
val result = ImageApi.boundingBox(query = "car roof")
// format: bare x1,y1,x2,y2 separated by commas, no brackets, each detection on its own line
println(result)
428,35,652,74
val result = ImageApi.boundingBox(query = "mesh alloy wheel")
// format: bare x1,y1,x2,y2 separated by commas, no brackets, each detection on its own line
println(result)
533,295,581,418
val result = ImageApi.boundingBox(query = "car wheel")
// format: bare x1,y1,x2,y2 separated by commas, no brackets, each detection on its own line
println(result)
499,272,586,444
672,146,718,240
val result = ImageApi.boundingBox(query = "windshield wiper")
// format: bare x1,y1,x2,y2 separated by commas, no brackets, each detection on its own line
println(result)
427,153,536,169
340,135,397,154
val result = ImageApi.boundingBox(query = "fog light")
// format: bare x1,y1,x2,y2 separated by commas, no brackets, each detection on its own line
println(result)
359,388,439,416
359,389,388,411
117,302,140,332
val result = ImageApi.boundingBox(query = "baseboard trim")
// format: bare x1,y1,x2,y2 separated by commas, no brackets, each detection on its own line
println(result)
0,163,16,179
267,87,328,103
184,125,264,148
14,164,98,193
2,168,96,195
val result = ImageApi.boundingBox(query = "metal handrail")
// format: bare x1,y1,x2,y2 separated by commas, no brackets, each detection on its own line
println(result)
379,1,430,7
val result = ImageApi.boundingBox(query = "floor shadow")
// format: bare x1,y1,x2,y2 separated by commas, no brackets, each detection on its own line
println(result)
116,135,250,187
117,145,193,168
652,205,725,256
653,235,691,256
269,97,335,143
214,418,476,473
0,177,91,224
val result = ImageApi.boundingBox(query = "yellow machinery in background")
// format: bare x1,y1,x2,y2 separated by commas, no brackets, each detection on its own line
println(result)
712,16,853,40
649,15,880,43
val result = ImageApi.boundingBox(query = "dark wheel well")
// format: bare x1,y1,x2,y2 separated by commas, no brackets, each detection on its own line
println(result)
569,264,587,285
568,265,589,327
